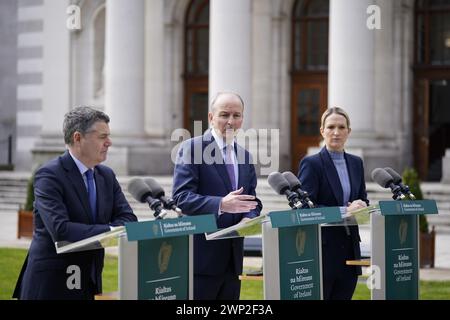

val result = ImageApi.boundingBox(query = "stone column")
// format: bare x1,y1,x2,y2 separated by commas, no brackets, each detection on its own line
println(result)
105,0,145,137
32,0,70,168
328,0,404,177
104,0,146,174
329,0,375,134
145,0,165,137
209,0,252,127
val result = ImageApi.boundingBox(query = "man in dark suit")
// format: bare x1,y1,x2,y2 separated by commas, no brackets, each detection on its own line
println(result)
13,106,137,300
172,92,262,300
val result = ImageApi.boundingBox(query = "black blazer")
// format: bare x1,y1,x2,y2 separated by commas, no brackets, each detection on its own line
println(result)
298,147,369,275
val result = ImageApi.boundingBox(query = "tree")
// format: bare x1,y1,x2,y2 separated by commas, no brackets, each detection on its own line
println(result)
17,166,39,238
24,173,35,211
402,167,428,233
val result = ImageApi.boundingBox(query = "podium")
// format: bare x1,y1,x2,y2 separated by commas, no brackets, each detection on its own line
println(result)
262,207,342,300
370,200,438,300
56,215,217,300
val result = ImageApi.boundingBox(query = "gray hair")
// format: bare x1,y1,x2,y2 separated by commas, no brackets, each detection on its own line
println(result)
210,92,245,113
63,106,110,145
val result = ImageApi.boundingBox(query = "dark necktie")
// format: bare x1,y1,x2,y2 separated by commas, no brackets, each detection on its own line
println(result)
85,169,97,223
225,144,236,190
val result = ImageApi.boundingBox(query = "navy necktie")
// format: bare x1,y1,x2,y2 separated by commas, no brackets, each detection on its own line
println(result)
85,169,97,223
224,145,236,190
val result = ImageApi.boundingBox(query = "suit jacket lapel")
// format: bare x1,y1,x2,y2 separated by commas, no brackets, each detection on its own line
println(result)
344,153,357,201
236,144,247,189
61,151,93,223
237,164,244,189
320,147,344,206
204,131,233,192
94,168,105,223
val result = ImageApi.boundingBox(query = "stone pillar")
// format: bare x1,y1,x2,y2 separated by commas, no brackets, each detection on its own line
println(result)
105,0,145,137
104,0,146,174
145,0,165,137
328,0,404,178
209,0,252,127
32,0,70,168
329,0,375,134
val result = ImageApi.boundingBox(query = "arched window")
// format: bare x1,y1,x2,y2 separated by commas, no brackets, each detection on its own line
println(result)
184,0,209,136
290,0,329,171
414,0,450,180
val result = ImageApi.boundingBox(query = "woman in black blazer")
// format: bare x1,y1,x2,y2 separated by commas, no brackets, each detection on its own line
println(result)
298,107,369,300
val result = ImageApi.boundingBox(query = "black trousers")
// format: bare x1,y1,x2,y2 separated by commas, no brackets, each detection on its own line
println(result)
322,228,360,300
194,264,241,300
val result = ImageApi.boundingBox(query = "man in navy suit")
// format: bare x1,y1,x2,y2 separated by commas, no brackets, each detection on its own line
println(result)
13,106,137,300
172,92,262,300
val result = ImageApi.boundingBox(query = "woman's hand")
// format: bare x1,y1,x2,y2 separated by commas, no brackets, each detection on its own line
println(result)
346,199,367,213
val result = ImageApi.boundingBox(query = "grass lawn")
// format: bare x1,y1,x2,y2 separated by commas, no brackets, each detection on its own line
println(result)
2,247,449,300
0,248,28,299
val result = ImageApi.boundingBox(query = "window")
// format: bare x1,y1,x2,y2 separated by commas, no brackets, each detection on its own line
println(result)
183,0,210,135
185,0,209,76
414,0,450,180
290,0,329,171
292,0,329,71
415,0,450,66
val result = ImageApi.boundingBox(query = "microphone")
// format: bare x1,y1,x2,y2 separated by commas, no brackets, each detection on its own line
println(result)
267,172,303,209
383,167,416,200
281,171,315,208
143,177,183,216
127,178,168,219
371,168,406,200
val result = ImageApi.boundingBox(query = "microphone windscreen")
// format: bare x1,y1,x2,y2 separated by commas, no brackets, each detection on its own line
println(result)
268,172,290,195
384,167,402,184
371,168,393,188
282,171,301,190
127,178,152,202
143,177,165,198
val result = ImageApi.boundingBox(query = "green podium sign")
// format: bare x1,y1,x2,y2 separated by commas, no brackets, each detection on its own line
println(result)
278,224,320,299
137,236,189,300
264,207,342,300
125,214,217,241
379,200,438,216
270,207,342,228
371,200,438,300
385,215,418,299
119,214,217,300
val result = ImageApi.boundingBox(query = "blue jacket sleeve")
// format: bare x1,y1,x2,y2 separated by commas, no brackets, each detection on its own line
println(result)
110,173,138,226
298,156,325,208
243,162,262,219
356,157,369,206
34,167,110,243
172,143,223,216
